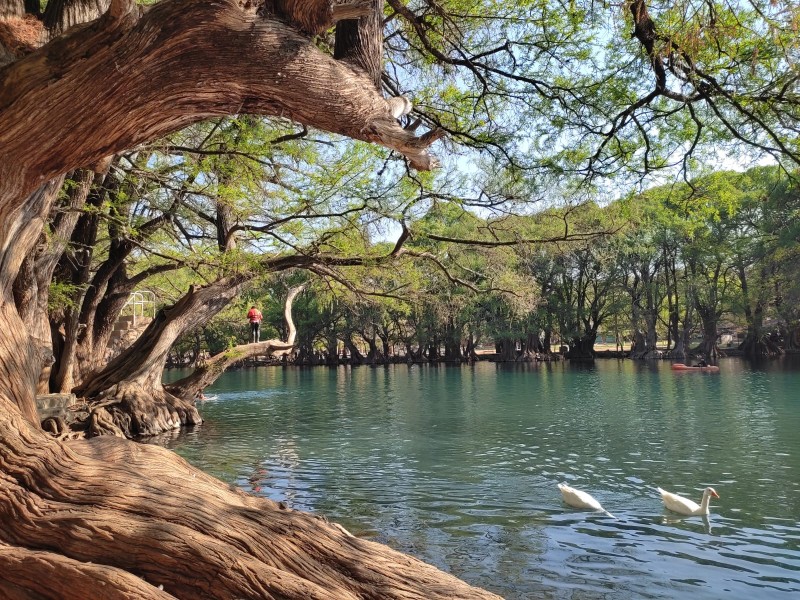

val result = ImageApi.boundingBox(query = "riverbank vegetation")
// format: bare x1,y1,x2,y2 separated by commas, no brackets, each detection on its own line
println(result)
2,0,799,598
169,165,800,366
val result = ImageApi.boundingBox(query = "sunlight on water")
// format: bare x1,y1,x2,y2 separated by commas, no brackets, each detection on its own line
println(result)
156,359,800,599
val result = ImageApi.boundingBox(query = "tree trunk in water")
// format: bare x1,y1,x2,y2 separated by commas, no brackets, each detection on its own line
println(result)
167,339,295,401
325,332,339,366
495,338,517,362
695,314,719,361
464,333,479,363
670,328,690,360
343,334,364,365
567,333,597,360
362,332,381,364
629,328,647,359
644,313,658,357
630,315,659,359
542,328,553,353
75,275,253,436
443,319,462,362
378,330,391,361
427,336,440,361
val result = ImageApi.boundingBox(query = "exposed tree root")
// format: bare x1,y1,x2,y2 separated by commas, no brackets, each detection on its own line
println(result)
86,384,201,438
0,541,174,600
0,409,501,600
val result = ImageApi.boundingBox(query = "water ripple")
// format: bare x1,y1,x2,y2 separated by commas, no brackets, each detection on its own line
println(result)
158,359,800,599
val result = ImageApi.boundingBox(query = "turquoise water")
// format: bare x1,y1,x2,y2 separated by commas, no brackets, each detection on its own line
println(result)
157,359,800,599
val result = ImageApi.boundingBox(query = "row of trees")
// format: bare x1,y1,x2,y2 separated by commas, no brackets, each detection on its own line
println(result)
173,166,800,365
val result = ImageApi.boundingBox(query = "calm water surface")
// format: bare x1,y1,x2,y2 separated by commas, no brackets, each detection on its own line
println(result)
158,359,800,599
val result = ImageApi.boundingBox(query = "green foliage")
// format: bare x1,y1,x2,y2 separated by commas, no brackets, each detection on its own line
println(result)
48,281,83,312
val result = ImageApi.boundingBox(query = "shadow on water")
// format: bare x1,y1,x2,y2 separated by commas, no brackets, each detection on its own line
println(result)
158,357,800,599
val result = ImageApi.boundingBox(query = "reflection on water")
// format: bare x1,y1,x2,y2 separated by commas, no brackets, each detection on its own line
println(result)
156,359,800,599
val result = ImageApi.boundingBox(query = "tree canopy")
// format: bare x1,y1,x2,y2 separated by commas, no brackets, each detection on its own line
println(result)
1,0,799,598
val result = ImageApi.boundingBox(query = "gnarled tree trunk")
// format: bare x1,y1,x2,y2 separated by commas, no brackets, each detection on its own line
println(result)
74,275,253,436
0,391,499,600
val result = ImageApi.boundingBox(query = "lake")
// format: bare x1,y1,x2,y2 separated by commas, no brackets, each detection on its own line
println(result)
157,359,800,599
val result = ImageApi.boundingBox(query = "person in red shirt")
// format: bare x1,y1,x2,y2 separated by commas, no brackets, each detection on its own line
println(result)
247,305,263,343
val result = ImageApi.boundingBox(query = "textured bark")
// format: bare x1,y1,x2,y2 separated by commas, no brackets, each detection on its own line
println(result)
494,338,517,362
43,0,111,35
0,0,440,209
0,302,40,424
0,394,500,600
0,2,494,598
0,542,174,600
1,2,25,18
73,275,253,435
0,178,68,422
693,306,719,361
343,333,365,364
334,0,383,89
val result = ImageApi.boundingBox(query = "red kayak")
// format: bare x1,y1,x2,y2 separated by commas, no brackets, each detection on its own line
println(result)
671,363,720,373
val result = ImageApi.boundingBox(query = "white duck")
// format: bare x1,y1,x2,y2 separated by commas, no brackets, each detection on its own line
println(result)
558,483,615,518
657,486,719,516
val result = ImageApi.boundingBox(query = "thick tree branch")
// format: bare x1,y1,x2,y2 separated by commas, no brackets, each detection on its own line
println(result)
0,0,440,207
166,284,305,400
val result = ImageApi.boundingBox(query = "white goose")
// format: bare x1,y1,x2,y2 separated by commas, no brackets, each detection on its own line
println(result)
657,486,719,516
558,483,615,518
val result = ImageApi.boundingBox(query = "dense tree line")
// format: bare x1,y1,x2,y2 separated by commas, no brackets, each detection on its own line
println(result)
172,166,800,365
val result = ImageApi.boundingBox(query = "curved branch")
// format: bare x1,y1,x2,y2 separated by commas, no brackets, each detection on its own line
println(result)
165,284,306,400
0,0,441,205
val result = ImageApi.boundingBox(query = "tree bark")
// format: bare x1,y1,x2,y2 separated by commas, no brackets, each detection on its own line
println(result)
0,2,500,598
74,275,254,436
495,338,517,362
567,332,597,360
43,0,111,35
0,0,440,210
335,0,384,89
0,391,499,600
343,332,364,364
1,2,25,18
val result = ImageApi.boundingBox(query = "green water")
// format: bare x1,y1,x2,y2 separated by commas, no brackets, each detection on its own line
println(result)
157,359,800,599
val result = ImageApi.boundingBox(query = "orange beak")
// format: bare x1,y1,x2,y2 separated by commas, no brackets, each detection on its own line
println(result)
711,490,720,498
